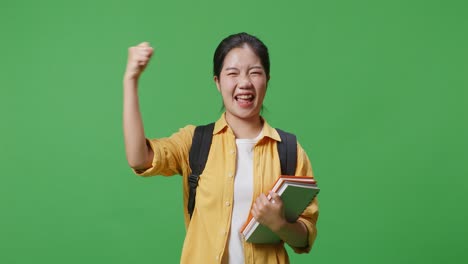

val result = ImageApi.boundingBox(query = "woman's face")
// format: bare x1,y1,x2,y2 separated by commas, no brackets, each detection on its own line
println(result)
214,45,268,123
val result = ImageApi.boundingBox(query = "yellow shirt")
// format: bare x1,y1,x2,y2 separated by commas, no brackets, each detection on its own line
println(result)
135,114,319,264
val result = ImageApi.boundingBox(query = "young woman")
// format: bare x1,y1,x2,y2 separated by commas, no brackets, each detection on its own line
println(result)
123,33,318,264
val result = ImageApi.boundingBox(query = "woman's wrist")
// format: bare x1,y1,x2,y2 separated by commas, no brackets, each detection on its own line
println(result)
272,220,308,248
123,71,140,82
270,218,288,233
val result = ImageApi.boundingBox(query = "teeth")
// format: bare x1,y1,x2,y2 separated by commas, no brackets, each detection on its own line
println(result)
237,94,253,99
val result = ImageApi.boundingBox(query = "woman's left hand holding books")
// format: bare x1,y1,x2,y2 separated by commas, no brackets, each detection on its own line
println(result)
251,191,287,233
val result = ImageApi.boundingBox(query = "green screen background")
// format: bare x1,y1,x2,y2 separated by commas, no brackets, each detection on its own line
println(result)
1,0,467,263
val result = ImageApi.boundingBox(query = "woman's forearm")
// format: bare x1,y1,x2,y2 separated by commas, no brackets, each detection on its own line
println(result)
272,219,308,248
123,76,153,170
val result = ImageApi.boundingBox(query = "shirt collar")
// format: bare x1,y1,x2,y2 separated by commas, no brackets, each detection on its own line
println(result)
213,113,282,142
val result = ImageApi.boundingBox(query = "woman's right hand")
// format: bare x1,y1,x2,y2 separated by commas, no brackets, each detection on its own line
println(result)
124,42,154,80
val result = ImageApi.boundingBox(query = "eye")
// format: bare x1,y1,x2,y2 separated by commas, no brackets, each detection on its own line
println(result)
250,71,263,75
227,72,238,76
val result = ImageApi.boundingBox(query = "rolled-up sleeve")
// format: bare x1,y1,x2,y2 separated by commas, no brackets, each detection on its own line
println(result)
133,125,195,177
291,143,319,254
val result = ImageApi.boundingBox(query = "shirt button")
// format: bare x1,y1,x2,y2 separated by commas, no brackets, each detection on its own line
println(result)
216,256,219,260
230,149,235,155
225,201,230,206
228,172,233,177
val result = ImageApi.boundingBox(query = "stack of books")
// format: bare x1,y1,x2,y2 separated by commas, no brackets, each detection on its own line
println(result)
241,176,320,244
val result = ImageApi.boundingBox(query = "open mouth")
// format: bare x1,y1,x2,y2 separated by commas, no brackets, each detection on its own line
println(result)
235,94,254,102
234,94,255,108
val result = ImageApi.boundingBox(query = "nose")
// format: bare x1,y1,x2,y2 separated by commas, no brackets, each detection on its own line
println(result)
237,75,253,89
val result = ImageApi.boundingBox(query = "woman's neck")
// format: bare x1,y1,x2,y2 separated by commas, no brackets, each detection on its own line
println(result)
225,113,263,139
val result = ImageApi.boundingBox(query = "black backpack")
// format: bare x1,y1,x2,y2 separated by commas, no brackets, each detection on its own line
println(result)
187,123,297,219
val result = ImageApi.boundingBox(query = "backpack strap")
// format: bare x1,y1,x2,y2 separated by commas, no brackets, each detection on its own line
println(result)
188,123,215,219
276,129,297,176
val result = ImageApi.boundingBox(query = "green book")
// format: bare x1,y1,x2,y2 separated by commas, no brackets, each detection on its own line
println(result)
241,176,320,244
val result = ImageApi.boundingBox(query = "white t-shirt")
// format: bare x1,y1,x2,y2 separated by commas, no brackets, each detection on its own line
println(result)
227,133,262,264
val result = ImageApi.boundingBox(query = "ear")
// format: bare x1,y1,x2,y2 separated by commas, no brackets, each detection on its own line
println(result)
214,76,221,92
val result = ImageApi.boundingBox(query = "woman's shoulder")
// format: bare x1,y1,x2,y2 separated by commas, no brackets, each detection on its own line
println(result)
161,125,196,144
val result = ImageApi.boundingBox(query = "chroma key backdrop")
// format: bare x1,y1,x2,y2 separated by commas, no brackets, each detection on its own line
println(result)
1,0,467,263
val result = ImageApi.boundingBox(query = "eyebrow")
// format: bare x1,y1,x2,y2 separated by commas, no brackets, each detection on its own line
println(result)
249,66,264,70
224,66,264,71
